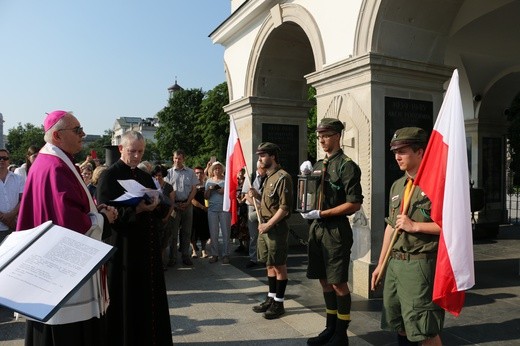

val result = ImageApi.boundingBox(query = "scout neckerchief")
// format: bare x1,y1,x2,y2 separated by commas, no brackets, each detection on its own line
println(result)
401,177,414,213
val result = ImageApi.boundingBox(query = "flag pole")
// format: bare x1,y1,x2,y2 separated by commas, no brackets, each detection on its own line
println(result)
374,185,416,287
242,164,263,225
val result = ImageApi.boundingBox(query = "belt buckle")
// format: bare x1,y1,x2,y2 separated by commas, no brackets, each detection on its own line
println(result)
393,252,406,260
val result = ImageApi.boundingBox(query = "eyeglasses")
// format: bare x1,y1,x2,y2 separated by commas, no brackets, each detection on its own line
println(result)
0,157,9,161
58,126,84,135
316,133,337,140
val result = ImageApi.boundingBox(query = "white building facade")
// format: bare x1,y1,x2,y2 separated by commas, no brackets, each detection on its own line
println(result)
111,117,158,145
211,0,520,297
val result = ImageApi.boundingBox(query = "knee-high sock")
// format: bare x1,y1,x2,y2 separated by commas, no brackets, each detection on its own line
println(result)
336,294,351,322
267,276,277,297
275,279,288,302
324,291,338,326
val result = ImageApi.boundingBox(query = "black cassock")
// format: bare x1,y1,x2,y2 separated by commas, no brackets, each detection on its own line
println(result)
97,160,172,346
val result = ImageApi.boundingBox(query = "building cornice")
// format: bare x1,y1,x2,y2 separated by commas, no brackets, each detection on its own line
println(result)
210,0,277,45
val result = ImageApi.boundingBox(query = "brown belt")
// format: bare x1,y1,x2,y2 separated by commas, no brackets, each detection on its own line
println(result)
391,251,436,260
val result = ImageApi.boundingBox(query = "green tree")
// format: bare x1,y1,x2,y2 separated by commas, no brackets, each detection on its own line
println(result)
5,123,46,165
193,82,230,166
77,129,114,163
307,86,317,163
143,140,161,164
155,88,205,165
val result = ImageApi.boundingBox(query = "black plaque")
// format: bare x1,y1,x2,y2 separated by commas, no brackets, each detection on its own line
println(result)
384,97,433,213
482,137,503,203
262,123,299,177
262,124,300,210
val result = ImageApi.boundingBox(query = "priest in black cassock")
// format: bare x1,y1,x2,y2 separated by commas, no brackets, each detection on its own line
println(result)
96,131,172,346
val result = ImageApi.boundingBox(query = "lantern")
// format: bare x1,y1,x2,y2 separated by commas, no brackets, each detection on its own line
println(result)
296,172,321,213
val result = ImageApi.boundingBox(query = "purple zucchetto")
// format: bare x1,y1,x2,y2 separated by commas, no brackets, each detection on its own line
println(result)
44,110,69,132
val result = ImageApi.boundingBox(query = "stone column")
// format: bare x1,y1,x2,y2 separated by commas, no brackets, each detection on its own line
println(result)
307,53,452,298
223,96,314,244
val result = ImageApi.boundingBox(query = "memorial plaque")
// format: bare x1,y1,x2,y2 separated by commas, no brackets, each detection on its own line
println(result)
482,137,503,203
385,97,433,212
262,123,299,176
262,123,299,209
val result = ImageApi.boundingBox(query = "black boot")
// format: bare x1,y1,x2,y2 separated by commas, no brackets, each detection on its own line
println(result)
307,314,336,345
252,296,274,313
397,334,418,346
325,319,349,345
263,301,285,319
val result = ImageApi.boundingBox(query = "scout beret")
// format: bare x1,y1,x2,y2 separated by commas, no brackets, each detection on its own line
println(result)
316,118,344,133
256,142,281,155
390,127,428,151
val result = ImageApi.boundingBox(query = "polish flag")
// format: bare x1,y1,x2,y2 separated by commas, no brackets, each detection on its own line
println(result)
414,69,475,316
223,119,246,225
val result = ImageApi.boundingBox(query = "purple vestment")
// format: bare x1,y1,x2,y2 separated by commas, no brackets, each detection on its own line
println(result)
16,143,107,332
17,148,91,233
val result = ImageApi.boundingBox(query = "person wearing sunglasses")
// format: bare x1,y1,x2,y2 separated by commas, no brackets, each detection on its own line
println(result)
17,110,118,346
0,148,24,244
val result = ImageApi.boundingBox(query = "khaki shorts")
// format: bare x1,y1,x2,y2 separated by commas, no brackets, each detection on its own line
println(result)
306,219,352,284
381,257,445,342
257,222,289,266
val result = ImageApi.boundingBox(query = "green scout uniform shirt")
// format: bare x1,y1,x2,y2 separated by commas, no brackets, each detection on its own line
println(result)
260,166,293,221
387,174,439,253
313,149,363,211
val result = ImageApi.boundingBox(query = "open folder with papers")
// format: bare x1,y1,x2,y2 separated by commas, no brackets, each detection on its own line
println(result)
0,221,115,322
111,179,162,206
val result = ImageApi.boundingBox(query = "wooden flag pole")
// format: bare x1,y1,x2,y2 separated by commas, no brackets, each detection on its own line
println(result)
374,185,416,287
243,164,263,225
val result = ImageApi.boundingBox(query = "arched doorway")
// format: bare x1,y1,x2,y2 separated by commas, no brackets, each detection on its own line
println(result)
359,0,520,226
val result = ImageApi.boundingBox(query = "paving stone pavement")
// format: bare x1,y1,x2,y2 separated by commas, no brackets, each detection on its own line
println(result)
1,225,519,345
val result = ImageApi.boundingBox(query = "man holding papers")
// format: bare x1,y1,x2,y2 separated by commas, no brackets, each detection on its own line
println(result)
97,131,173,346
17,110,118,346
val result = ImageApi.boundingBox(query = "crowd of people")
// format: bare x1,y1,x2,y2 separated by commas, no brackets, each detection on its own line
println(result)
0,110,445,346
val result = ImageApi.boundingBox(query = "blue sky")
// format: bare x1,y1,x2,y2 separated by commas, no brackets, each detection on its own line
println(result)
0,0,230,135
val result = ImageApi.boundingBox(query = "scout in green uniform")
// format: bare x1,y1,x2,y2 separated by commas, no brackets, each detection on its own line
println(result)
371,127,444,346
249,142,293,320
301,118,363,346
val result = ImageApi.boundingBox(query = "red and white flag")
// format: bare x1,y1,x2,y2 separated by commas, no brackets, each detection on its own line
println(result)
414,69,475,316
223,118,246,225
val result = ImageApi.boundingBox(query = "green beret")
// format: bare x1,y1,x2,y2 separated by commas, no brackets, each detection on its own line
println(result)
390,127,428,151
256,142,281,155
316,118,344,133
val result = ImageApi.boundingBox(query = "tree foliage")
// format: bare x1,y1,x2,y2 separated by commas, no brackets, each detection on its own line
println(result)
143,140,161,163
77,129,114,162
155,88,205,165
4,83,231,170
307,86,317,163
5,123,46,165
154,83,229,168
192,82,230,166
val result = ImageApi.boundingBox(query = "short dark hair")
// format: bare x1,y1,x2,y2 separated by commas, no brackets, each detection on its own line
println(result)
152,165,167,177
173,149,185,157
